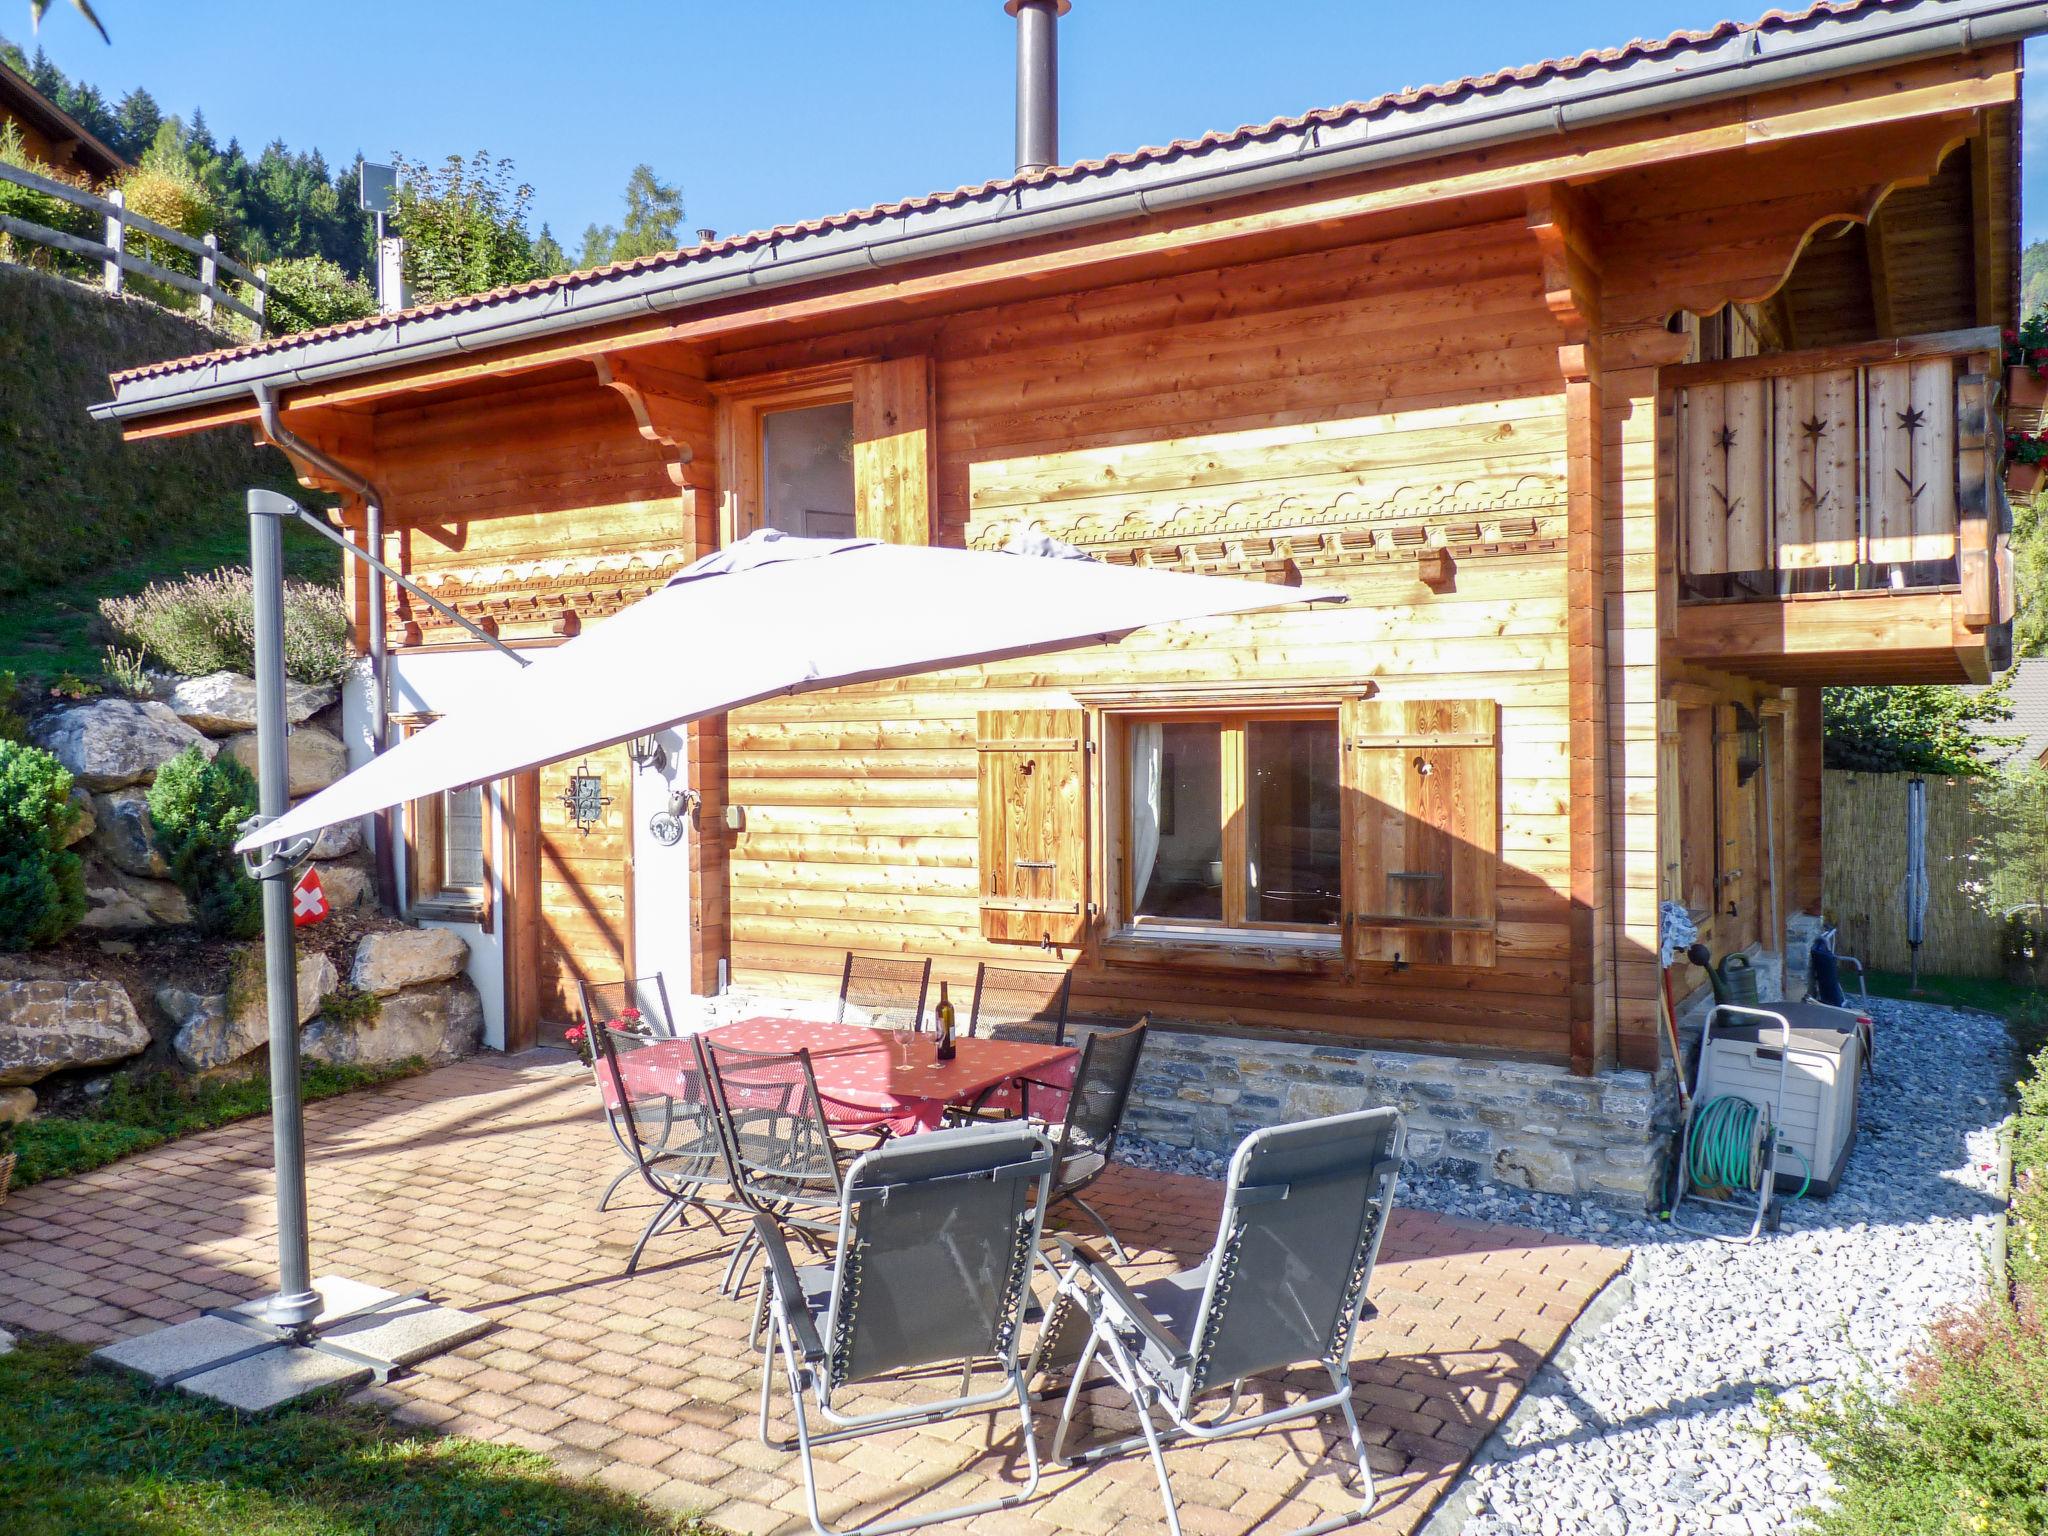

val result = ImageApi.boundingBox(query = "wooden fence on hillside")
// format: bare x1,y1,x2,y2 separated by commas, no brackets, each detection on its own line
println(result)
1821,769,2007,976
0,159,268,331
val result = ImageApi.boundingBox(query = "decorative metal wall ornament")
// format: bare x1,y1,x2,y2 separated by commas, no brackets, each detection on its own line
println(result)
559,761,612,836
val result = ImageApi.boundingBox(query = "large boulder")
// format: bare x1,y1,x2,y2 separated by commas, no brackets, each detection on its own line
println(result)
308,817,365,861
0,978,148,1085
79,865,191,931
165,950,336,1073
166,671,337,736
224,725,348,797
350,927,467,996
315,864,373,914
31,699,214,790
301,977,482,1068
64,788,95,847
89,788,168,878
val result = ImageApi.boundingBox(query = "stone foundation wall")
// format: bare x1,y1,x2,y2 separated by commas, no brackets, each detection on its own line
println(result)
1107,1025,1675,1208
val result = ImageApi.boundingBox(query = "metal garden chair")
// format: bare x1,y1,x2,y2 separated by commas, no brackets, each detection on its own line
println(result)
752,1121,1058,1536
964,963,1073,1118
1040,1017,1148,1259
835,952,931,1032
585,1011,744,1274
578,975,679,1214
699,1032,849,1301
1037,1106,1405,1536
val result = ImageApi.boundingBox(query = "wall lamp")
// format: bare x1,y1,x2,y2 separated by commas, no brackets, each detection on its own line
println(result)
627,734,668,774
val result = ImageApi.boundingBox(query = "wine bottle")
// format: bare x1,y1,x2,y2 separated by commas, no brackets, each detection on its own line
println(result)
935,981,956,1061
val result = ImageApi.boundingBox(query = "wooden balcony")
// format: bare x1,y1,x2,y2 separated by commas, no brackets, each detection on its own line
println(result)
1663,329,2014,685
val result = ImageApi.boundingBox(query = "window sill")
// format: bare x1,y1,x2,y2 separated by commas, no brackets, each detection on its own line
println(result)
1100,926,1345,975
412,898,489,931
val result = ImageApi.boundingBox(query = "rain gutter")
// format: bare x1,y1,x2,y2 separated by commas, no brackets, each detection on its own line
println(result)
94,0,2048,425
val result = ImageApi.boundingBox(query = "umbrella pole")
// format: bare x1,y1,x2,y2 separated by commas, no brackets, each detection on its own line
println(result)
250,490,322,1329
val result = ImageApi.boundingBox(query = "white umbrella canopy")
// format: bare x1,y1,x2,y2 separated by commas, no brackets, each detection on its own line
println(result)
239,531,1342,853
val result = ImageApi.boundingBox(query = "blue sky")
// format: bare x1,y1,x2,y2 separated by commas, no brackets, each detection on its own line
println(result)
20,1,2048,251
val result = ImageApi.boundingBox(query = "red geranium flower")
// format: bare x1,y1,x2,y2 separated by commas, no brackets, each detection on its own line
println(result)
564,1023,587,1044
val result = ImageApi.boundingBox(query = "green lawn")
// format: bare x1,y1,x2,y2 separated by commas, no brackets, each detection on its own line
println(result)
0,497,336,682
8,1060,426,1189
0,1336,713,1536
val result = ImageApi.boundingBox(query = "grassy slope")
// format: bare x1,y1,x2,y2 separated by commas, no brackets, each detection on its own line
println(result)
0,1337,712,1536
0,264,327,679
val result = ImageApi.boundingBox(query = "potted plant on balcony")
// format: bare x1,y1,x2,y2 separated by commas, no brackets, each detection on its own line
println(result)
2005,315,2048,410
2006,428,2048,496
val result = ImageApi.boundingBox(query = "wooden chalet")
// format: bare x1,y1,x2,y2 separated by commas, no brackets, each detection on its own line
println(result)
93,0,2030,1200
1,58,126,182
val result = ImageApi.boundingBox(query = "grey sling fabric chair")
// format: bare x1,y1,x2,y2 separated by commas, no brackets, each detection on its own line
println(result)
578,975,678,1214
1039,1106,1405,1536
585,1012,744,1274
752,1121,1058,1536
835,952,931,1032
698,1033,848,1301
1041,1017,1148,1259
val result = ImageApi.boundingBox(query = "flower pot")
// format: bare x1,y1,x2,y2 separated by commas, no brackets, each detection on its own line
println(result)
2010,366,2048,411
2006,460,2047,496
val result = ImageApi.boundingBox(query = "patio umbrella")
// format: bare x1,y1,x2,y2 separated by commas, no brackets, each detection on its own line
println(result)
238,527,1343,851
213,512,1342,1358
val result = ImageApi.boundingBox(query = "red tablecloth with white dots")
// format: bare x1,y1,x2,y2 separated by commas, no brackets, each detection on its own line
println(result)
602,1015,1077,1133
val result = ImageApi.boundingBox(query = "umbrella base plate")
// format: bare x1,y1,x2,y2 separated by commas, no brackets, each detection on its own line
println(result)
94,1276,490,1410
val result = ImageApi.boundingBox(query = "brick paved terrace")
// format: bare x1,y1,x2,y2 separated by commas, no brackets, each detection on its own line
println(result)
0,1054,1626,1536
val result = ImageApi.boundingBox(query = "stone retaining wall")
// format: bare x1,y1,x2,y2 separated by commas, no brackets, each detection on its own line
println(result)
1106,1024,1674,1208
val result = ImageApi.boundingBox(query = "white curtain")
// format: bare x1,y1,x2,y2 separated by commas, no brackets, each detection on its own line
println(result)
1129,722,1163,912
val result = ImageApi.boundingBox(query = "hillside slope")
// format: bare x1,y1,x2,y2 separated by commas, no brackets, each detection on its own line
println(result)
0,266,329,680
0,266,299,598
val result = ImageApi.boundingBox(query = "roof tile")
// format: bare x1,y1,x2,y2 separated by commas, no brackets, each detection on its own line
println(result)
109,0,1887,388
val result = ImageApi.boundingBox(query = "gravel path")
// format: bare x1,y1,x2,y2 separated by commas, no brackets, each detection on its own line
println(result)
1119,996,2014,1536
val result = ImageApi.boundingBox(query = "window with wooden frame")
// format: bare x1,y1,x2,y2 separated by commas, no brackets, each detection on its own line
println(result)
716,358,933,547
1116,710,1344,942
397,716,494,928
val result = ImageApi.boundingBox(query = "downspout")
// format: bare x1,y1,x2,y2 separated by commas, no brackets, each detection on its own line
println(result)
253,383,398,912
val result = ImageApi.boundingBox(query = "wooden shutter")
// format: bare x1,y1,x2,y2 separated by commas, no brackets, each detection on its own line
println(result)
977,709,1087,946
1344,698,1498,967
852,356,934,546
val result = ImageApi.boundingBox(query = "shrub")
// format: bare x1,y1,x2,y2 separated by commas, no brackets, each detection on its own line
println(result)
1775,1042,2048,1535
116,151,218,308
98,645,152,700
259,255,376,334
0,119,97,268
99,566,350,687
0,671,27,744
147,745,260,939
0,741,86,950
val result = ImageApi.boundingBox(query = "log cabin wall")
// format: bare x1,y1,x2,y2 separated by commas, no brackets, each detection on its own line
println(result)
357,373,710,1029
715,218,1597,1064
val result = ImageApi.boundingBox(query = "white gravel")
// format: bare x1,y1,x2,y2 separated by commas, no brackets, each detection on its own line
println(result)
1119,996,2014,1536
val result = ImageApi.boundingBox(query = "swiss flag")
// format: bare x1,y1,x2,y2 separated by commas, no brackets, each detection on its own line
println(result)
292,867,329,927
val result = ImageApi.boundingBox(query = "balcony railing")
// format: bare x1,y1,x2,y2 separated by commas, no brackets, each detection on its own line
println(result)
1661,327,2012,682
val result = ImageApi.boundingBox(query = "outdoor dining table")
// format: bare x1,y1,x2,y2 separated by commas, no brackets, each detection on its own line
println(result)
608,1014,1079,1134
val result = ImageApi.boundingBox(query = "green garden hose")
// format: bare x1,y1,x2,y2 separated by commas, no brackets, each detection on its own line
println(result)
1687,1095,1812,1202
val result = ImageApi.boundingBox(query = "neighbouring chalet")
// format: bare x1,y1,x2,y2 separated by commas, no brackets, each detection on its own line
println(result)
0,58,126,183
93,0,2026,1203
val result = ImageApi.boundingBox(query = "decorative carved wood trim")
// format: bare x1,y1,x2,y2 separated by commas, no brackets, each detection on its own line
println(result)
595,353,712,492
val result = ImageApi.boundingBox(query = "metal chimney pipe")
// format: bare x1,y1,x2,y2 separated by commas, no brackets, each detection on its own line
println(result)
1005,0,1069,176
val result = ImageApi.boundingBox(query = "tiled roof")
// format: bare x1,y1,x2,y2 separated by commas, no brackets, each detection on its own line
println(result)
1969,657,2048,767
106,0,1900,389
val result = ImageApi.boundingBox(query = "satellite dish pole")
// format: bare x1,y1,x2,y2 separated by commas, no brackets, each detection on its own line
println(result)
359,162,407,315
